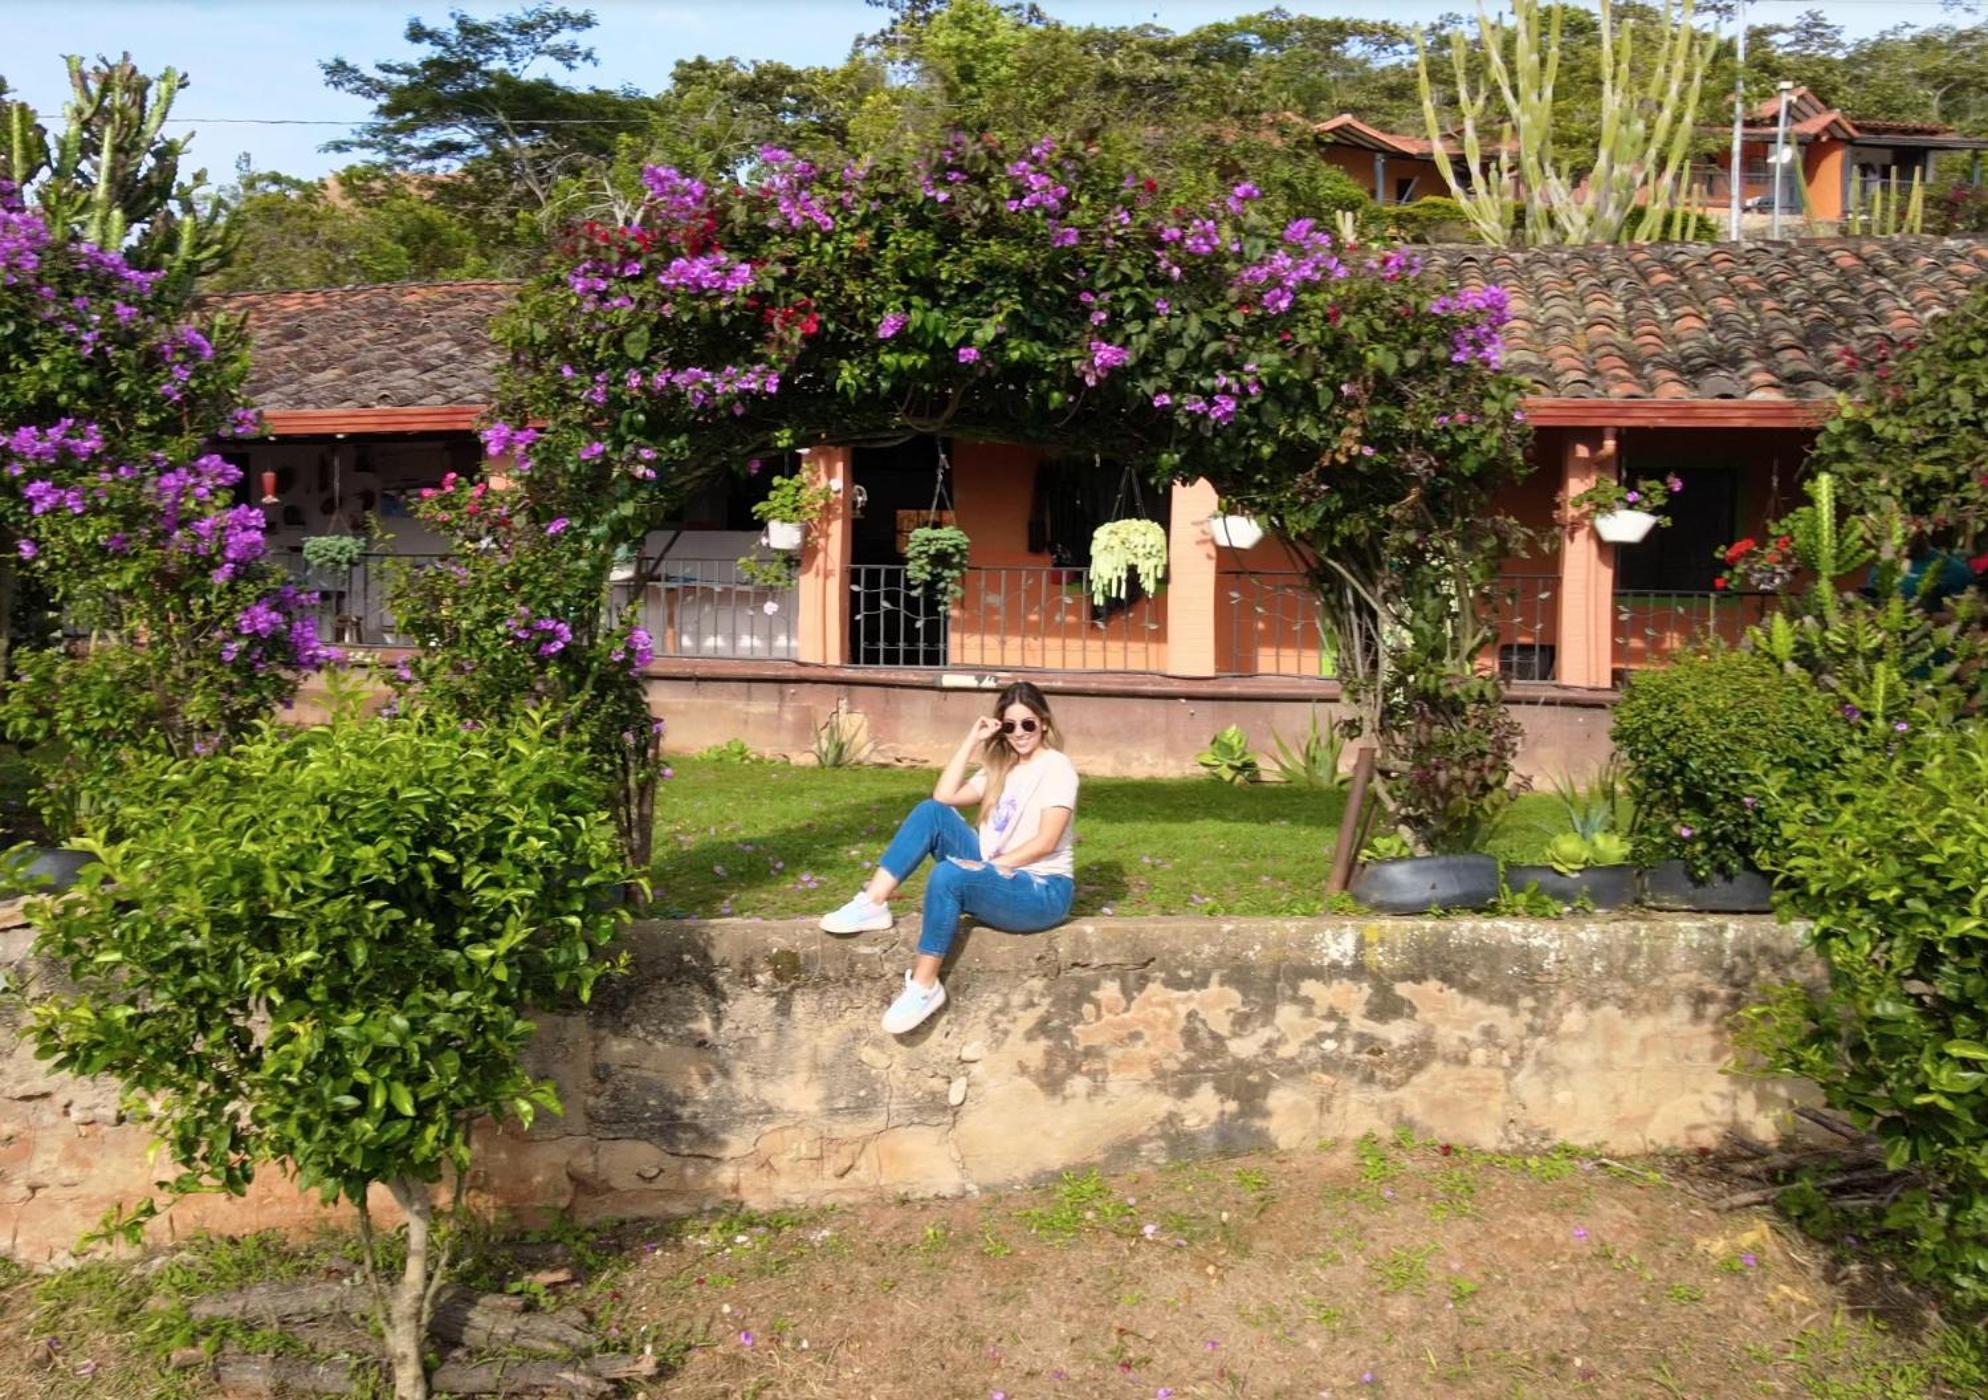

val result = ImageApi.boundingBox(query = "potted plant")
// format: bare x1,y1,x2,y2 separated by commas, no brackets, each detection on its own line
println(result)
753,473,835,552
1207,511,1265,550
905,524,972,604
1088,518,1167,606
1569,473,1684,544
1504,832,1635,910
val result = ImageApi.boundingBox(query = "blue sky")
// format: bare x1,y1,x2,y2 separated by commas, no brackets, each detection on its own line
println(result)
1,1,1960,180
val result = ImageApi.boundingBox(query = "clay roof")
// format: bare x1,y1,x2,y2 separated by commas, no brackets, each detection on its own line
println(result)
1427,236,1988,401
209,280,520,412
215,237,1988,415
1315,113,1450,158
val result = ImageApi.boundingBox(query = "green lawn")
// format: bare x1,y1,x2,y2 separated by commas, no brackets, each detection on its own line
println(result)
649,755,1578,919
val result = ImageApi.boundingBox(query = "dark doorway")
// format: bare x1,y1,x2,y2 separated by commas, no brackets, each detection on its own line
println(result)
851,438,951,667
1616,466,1738,593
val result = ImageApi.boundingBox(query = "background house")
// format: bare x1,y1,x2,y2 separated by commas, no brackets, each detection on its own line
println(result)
218,234,1988,776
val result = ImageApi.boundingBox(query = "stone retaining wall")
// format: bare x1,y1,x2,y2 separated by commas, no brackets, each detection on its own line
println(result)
0,915,1815,1263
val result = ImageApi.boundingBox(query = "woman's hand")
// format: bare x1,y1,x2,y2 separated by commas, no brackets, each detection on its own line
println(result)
968,714,1002,744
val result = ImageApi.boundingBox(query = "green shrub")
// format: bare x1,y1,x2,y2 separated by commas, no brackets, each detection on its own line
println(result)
27,709,629,1394
1383,196,1472,243
1737,722,1988,1307
1612,649,1848,879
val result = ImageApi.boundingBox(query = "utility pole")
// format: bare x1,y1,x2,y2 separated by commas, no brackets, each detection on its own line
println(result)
1728,0,1749,241
1771,78,1794,240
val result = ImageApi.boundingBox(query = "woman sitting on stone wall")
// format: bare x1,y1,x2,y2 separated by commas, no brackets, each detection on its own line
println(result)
818,680,1079,1034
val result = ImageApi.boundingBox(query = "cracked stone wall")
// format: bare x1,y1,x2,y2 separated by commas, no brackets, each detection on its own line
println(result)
0,915,1816,1263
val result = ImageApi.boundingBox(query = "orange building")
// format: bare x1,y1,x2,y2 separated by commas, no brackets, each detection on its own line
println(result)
220,236,1988,776
1692,88,1988,225
1313,114,1456,206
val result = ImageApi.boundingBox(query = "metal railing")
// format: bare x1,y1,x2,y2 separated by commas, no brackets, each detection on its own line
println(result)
1486,574,1558,682
276,552,444,646
851,564,1165,672
621,558,797,660
1613,589,1775,672
1220,571,1328,678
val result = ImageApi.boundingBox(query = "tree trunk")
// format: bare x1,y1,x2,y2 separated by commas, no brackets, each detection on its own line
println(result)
385,1177,434,1400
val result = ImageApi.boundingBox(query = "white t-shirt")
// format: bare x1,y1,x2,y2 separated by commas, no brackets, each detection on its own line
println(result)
962,749,1079,879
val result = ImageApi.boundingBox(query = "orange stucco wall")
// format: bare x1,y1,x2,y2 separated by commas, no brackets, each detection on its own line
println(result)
1805,141,1847,222
1321,148,1445,204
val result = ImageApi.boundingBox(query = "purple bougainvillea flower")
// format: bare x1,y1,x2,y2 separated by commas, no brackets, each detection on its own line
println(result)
1842,704,1862,721
545,517,570,535
958,346,981,363
1572,1225,1589,1240
876,311,908,339
1741,1252,1759,1268
1676,825,1695,839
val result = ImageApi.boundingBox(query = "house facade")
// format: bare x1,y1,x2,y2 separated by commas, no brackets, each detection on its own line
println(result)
1692,88,1988,224
220,235,1988,777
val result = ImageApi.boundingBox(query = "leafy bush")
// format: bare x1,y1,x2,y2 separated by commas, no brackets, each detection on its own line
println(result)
26,709,630,1394
1382,197,1472,243
1612,649,1848,880
1930,179,1988,236
1197,725,1260,784
1737,722,1988,1307
1267,703,1345,788
905,524,972,603
1381,686,1525,854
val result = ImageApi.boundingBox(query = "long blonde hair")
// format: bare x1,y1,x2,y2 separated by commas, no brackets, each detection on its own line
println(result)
976,681,1062,826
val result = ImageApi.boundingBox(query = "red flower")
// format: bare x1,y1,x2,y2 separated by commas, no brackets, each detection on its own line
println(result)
1723,538,1756,564
1713,577,1729,591
1970,552,1988,576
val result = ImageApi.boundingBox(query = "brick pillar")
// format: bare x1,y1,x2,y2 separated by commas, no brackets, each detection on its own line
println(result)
796,445,853,666
1554,428,1618,690
1166,478,1222,676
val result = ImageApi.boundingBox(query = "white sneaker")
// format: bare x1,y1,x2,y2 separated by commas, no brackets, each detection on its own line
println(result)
881,970,947,1034
820,893,894,935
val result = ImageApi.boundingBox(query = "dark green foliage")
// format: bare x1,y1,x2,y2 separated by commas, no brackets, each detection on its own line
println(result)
1811,279,1988,551
1612,649,1848,880
1737,722,1988,1308
26,709,630,1209
1382,683,1524,854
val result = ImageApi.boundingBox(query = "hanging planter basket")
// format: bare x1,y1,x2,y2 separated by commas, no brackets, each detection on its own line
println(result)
764,520,806,552
1089,518,1168,607
1594,509,1659,545
1208,514,1265,550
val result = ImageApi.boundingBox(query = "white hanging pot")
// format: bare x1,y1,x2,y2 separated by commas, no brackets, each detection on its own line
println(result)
1209,514,1265,550
764,520,805,552
1593,509,1658,545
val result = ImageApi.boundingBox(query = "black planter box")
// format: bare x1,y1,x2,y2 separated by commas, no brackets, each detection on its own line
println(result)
1350,854,1500,915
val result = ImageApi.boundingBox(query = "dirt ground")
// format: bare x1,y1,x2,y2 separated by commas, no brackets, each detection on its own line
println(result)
1,1133,1980,1399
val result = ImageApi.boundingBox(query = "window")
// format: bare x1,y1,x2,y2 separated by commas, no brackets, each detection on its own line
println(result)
1615,467,1738,593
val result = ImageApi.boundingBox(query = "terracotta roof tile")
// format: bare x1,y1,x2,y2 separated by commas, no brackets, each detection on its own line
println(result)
1428,236,1988,400
206,280,520,412
215,238,1988,414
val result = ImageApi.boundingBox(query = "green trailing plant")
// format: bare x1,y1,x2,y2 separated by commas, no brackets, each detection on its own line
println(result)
905,524,972,604
1735,721,1988,1308
22,706,632,1400
736,551,801,589
1612,649,1850,881
752,472,836,530
1088,518,1167,607
1267,704,1346,788
300,533,369,574
1196,724,1260,785
1414,0,1715,246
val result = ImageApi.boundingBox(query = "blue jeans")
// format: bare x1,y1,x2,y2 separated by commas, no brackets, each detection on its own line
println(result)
877,799,1076,959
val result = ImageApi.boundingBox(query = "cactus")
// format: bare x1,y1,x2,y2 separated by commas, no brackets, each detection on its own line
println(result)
2,55,233,287
1416,0,1715,246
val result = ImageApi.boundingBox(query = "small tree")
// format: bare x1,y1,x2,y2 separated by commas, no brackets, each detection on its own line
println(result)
26,708,630,1400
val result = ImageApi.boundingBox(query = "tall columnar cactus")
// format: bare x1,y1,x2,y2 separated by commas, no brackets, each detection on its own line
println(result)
1416,0,1715,246
2,55,232,287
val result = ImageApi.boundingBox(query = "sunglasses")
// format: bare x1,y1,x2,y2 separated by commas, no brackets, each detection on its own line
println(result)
999,718,1041,735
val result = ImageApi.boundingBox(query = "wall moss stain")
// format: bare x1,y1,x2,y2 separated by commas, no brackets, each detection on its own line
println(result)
766,947,806,985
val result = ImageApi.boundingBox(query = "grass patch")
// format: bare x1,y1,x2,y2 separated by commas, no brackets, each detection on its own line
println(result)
648,756,1574,919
